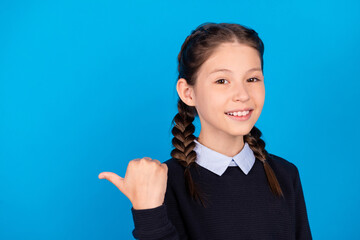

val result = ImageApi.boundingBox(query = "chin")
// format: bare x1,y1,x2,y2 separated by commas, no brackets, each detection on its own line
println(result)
228,130,251,137
229,125,255,135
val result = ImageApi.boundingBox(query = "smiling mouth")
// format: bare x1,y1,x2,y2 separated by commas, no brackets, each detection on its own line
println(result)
225,110,253,120
225,109,252,116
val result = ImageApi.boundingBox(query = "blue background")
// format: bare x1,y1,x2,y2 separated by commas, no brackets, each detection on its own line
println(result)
1,0,359,239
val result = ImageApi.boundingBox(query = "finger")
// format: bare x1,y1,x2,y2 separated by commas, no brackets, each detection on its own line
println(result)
161,163,168,171
152,159,161,165
98,172,125,193
143,157,152,161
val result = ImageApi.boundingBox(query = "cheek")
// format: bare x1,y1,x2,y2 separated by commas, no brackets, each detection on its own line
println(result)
251,86,265,107
196,92,224,117
197,87,216,105
258,92,265,107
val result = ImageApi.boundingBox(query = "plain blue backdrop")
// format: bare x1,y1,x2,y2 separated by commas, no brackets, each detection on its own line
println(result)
1,0,359,239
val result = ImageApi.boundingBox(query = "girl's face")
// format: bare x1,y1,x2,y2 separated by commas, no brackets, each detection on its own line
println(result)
189,42,265,140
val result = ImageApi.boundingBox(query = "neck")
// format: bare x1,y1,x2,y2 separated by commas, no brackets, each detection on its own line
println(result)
197,131,245,157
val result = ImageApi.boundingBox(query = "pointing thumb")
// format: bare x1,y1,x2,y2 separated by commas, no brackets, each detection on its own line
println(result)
98,172,125,194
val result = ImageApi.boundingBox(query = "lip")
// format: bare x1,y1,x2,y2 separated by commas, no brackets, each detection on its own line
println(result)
225,109,253,121
225,108,253,113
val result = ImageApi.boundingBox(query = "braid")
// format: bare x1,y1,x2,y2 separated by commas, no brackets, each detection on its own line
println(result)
171,100,208,207
244,126,284,198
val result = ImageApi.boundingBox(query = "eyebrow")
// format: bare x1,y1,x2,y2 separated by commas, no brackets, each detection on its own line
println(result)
209,67,262,75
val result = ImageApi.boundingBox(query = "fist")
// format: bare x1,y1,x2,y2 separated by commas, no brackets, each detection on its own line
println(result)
98,157,168,210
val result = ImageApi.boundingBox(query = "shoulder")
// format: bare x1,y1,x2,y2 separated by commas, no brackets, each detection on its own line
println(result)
267,153,298,170
266,153,300,183
162,158,188,193
163,157,184,171
163,157,186,180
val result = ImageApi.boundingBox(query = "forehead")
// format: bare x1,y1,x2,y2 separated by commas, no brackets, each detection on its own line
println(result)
198,42,262,75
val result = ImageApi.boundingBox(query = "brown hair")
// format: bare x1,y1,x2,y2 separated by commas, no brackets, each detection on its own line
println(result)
171,22,284,207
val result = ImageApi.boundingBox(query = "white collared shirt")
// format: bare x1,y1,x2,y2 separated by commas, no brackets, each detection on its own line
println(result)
193,139,256,176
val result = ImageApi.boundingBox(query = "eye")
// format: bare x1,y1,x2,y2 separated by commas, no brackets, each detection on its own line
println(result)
247,77,261,82
215,79,229,84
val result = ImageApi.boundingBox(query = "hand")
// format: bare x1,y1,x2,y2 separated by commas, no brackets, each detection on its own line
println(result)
98,157,168,210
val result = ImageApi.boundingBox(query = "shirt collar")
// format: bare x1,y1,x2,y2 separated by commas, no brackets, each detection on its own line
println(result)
193,139,256,176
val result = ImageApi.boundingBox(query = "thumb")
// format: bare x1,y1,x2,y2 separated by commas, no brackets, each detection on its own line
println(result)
98,172,125,194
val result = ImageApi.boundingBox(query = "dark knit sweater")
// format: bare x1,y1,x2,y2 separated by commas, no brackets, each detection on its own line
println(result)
131,153,312,240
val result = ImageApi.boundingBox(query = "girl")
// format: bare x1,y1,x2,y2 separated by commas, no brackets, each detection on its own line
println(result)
98,22,312,240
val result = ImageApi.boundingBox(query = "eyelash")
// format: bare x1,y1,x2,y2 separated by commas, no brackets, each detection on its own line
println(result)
215,78,261,84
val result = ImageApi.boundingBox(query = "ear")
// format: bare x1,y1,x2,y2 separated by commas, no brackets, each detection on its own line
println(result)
176,78,196,107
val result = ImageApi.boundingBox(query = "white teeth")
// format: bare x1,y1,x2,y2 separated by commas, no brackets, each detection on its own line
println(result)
227,110,250,116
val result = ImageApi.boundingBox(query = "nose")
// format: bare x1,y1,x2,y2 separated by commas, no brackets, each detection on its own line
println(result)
232,82,250,102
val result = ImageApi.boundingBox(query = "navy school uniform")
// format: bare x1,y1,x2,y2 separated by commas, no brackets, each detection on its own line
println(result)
131,139,312,240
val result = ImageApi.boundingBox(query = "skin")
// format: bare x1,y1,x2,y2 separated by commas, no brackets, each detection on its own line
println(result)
98,157,168,210
98,41,265,210
177,41,265,157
